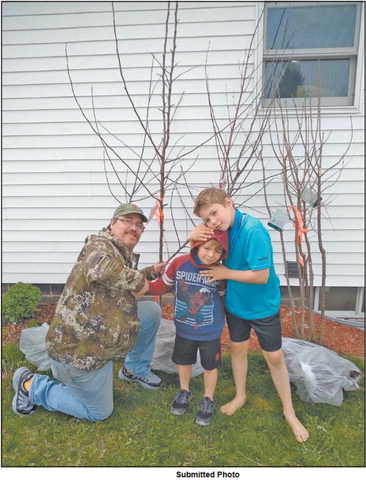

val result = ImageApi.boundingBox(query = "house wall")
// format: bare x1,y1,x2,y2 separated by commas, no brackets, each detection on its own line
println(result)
2,1,364,290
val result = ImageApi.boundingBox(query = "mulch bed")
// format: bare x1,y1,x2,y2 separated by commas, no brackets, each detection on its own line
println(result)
163,304,364,358
222,305,364,358
2,302,364,358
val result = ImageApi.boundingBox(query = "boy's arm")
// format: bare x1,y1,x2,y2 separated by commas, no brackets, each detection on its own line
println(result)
189,224,214,246
200,223,272,285
135,262,167,295
146,258,177,295
135,276,172,296
201,265,269,285
147,277,172,296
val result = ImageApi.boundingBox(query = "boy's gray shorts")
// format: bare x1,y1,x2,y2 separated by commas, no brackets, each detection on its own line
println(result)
225,310,282,352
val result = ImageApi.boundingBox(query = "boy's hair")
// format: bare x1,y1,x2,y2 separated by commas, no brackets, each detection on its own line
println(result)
200,238,223,251
193,187,229,216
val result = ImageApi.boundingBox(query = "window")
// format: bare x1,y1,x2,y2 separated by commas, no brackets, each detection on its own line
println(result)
282,286,365,319
323,287,358,311
313,287,365,318
263,2,362,106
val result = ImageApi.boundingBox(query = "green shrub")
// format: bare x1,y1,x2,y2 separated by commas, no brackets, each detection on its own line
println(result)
2,282,42,324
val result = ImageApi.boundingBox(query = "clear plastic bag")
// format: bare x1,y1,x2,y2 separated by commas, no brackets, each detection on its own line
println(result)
19,323,51,371
282,337,362,406
151,318,204,376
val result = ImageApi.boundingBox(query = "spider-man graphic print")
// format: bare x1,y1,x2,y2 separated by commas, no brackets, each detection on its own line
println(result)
175,278,215,326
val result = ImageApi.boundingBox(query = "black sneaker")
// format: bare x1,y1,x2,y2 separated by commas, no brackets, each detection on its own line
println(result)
118,367,162,390
12,367,36,416
170,389,192,415
195,397,215,426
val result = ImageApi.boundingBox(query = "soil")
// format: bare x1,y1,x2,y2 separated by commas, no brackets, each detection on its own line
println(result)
2,302,364,358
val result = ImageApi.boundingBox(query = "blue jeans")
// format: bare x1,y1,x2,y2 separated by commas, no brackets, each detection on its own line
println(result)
29,301,161,421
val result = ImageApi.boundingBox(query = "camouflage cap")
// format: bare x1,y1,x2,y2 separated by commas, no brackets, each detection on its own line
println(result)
112,204,148,223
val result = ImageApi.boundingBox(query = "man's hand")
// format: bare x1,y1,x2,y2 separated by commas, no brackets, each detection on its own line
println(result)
153,261,167,275
200,265,229,283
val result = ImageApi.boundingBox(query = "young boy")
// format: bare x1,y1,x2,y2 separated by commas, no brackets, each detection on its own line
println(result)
141,231,228,426
190,187,309,442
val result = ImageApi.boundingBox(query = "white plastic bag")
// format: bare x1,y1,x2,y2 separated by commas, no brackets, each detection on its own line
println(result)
19,323,51,371
152,318,204,377
282,337,361,406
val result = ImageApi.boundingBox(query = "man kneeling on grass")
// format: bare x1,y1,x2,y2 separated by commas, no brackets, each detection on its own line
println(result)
12,204,166,421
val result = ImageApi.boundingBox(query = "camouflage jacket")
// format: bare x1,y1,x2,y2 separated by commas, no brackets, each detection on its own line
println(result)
46,228,158,371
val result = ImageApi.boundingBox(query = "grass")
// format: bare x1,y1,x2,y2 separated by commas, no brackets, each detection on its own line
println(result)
1,342,364,468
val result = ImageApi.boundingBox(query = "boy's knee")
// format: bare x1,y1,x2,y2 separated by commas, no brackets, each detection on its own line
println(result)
231,340,249,354
263,349,283,367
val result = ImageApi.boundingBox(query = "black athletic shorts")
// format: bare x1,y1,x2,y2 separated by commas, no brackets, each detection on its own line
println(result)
225,310,282,352
172,334,222,371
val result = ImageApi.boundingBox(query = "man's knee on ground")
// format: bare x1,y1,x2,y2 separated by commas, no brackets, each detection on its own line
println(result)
138,300,162,328
139,300,162,317
148,301,162,321
87,405,114,422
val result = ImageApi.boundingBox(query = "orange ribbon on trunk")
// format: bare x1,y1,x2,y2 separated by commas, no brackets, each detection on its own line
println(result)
288,206,308,267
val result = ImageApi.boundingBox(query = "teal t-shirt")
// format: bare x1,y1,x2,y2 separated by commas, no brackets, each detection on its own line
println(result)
224,210,281,319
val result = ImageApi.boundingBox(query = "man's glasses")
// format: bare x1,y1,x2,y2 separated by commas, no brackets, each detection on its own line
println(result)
116,217,145,231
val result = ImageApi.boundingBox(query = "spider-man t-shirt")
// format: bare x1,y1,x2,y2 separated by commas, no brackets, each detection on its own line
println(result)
147,255,226,341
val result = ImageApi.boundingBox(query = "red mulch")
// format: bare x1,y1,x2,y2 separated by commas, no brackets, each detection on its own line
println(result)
2,302,364,359
160,304,364,358
2,302,58,346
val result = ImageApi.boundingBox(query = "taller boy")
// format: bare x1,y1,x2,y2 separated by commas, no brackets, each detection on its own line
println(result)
191,187,309,443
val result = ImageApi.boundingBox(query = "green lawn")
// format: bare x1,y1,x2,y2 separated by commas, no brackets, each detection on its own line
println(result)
1,342,364,467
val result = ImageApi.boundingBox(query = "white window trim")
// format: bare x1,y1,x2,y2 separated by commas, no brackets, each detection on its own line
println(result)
258,1,364,114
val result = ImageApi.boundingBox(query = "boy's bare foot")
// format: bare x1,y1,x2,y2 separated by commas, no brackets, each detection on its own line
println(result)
284,412,309,443
220,394,246,416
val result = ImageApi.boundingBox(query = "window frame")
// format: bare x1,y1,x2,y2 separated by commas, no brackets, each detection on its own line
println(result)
313,287,365,319
262,1,363,108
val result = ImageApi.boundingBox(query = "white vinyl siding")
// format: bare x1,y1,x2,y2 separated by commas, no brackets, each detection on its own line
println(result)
2,1,364,289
